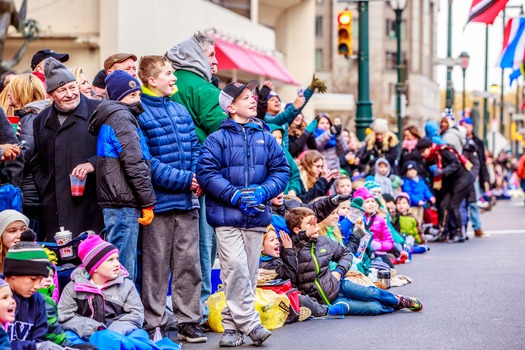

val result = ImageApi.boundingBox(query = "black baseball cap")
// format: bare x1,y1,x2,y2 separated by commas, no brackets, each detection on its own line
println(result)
219,80,258,114
31,49,69,70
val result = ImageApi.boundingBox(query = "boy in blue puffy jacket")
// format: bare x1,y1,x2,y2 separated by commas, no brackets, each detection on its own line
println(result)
401,161,435,224
196,80,289,347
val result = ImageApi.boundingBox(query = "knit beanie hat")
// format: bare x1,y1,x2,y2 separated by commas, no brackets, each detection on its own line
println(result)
0,210,29,237
353,187,374,201
92,69,107,89
382,193,395,203
396,192,411,203
364,177,382,193
372,118,388,133
268,91,280,101
0,275,8,290
416,137,433,151
350,197,365,212
78,235,119,275
3,241,52,277
44,58,76,93
105,70,141,101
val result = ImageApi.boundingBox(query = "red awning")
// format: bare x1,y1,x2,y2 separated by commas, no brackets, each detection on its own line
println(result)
214,37,299,85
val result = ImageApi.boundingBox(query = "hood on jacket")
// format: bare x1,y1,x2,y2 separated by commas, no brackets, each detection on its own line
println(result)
88,99,136,135
70,266,129,291
219,117,270,133
167,36,212,82
15,99,51,117
424,120,440,138
374,157,391,176
364,131,399,151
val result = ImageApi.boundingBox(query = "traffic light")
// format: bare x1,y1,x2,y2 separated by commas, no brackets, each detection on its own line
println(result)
337,10,352,56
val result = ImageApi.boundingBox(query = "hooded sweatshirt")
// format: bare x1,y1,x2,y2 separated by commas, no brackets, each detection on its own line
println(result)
168,36,226,143
374,158,394,196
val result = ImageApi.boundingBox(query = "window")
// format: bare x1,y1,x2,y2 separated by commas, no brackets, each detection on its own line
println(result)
315,48,323,70
315,16,323,37
386,19,406,40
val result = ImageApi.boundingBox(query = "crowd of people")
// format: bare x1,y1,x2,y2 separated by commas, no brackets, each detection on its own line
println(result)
0,31,514,349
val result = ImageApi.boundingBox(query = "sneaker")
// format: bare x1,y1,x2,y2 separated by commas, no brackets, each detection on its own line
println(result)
475,229,490,238
298,306,312,322
327,301,350,316
178,323,207,343
219,329,245,347
247,324,272,346
396,295,424,312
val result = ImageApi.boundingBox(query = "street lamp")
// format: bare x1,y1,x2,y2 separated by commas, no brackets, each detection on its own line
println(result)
388,0,408,142
459,51,470,116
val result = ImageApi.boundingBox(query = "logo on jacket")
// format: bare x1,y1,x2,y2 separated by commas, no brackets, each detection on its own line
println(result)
8,321,33,341
256,140,264,144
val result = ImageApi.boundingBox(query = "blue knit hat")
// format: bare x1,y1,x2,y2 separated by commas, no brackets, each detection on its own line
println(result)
105,70,141,101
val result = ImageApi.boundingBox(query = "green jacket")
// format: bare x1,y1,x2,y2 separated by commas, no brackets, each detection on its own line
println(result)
399,214,421,243
37,286,70,346
172,69,226,143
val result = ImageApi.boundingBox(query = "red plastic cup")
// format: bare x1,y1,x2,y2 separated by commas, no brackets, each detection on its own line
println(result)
70,174,86,196
7,116,19,133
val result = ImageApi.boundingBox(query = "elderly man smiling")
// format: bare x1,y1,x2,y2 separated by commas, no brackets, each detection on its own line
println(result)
30,58,104,241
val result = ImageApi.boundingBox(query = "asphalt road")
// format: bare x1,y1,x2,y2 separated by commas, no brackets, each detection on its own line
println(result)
184,198,525,350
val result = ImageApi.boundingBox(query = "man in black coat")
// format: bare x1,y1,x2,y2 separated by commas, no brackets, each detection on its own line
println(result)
30,58,103,241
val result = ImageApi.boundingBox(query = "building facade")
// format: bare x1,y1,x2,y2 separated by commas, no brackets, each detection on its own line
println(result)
315,0,441,133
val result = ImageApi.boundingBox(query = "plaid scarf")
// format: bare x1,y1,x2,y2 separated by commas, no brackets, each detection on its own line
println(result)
426,144,472,190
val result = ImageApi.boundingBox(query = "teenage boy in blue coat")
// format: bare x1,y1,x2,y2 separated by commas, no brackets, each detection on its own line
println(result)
137,56,205,343
196,80,289,347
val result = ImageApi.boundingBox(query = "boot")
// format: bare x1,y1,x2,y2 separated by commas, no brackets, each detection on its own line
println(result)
475,229,490,238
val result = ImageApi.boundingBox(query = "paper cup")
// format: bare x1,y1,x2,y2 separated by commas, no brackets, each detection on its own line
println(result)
7,116,19,133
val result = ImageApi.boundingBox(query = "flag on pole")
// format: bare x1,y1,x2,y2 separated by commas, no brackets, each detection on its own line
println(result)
497,17,525,69
466,0,509,25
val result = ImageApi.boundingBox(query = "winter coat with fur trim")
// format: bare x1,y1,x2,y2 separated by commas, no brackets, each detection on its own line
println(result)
57,267,143,340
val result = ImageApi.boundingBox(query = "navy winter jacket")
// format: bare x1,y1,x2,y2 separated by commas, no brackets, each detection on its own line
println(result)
138,92,200,212
8,291,48,350
89,100,156,209
196,118,289,228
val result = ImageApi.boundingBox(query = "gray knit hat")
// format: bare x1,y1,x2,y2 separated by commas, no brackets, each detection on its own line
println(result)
44,57,76,93
0,210,29,237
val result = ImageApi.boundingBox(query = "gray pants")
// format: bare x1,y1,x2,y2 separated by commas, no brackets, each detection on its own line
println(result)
215,226,264,335
141,209,202,331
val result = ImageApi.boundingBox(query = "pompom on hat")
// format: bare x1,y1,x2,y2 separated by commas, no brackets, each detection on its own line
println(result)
3,241,52,277
78,235,119,275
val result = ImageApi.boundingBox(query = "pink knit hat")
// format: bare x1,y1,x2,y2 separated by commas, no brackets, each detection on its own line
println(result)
78,235,118,275
396,192,411,203
352,187,375,201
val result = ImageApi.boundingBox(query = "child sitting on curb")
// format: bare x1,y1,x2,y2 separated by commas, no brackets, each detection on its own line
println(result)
58,235,144,344
287,207,424,316
259,225,350,319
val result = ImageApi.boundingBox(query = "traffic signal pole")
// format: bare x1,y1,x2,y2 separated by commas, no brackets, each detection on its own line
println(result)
355,1,373,141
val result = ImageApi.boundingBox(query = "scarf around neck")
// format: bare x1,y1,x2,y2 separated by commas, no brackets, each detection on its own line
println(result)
315,128,336,148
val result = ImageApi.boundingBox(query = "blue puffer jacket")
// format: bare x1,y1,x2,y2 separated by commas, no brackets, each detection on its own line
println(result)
138,91,200,212
196,118,289,228
402,176,435,207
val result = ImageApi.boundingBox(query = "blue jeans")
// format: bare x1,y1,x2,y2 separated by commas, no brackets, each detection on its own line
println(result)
335,278,398,316
102,207,140,282
469,181,482,230
198,196,217,322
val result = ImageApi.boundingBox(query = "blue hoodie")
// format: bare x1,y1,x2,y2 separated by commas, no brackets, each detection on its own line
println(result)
8,291,48,350
424,121,444,145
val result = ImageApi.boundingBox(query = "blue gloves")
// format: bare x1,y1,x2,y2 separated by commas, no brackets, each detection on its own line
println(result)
429,165,443,176
231,187,267,217
250,185,270,205
305,119,318,133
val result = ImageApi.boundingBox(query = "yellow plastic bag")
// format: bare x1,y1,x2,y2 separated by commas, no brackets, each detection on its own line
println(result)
206,288,290,332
